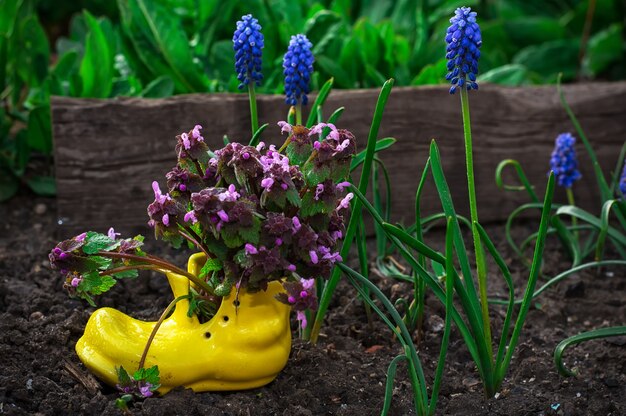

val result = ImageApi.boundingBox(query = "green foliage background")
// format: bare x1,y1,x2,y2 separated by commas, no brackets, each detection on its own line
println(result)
1,0,624,200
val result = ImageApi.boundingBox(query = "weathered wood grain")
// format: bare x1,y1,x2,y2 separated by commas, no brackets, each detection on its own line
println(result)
52,83,626,238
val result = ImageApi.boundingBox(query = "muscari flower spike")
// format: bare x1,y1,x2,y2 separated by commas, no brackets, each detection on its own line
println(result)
233,14,264,89
445,6,482,94
549,133,582,188
619,160,626,197
283,34,314,106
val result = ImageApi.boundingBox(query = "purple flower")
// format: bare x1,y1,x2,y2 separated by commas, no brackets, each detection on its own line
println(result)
309,250,319,264
218,184,241,202
314,184,324,201
245,243,258,255
139,382,153,398
75,232,87,242
287,264,296,272
336,181,351,192
107,227,120,241
192,125,204,141
278,121,293,134
296,310,307,329
184,210,198,224
309,123,339,140
71,276,82,287
261,177,274,190
337,193,354,211
292,216,302,233
217,210,229,222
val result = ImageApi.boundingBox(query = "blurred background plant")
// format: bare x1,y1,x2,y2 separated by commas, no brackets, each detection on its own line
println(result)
1,0,625,200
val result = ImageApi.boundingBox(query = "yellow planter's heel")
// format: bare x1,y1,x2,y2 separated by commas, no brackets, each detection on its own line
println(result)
75,253,291,393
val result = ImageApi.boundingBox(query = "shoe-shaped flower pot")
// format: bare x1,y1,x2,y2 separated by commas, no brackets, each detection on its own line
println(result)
75,253,291,393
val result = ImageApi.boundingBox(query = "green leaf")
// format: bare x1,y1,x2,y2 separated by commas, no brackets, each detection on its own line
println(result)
81,273,116,295
27,106,52,154
0,168,18,201
133,365,160,386
513,39,579,81
79,11,113,98
410,58,447,85
504,17,566,48
116,365,132,386
82,231,115,254
582,24,623,76
16,15,49,87
26,175,56,196
0,0,22,36
140,75,175,97
112,269,139,279
198,258,223,279
478,64,532,86
118,0,208,93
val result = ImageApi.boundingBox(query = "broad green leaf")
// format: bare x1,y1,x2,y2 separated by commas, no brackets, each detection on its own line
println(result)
513,39,579,81
83,232,115,254
304,10,343,56
79,11,113,98
0,0,22,36
53,50,79,81
582,24,623,76
117,0,208,93
16,16,49,87
0,168,18,201
411,59,447,85
140,75,175,97
26,175,56,196
478,64,532,86
198,258,223,279
504,17,566,48
81,273,116,295
27,106,52,154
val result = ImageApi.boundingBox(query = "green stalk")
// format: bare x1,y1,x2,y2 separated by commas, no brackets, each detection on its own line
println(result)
138,295,190,370
296,102,302,125
460,88,492,360
308,79,394,344
566,187,578,242
247,83,259,136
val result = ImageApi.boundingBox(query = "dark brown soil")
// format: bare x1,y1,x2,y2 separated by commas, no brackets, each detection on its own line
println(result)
1,193,624,415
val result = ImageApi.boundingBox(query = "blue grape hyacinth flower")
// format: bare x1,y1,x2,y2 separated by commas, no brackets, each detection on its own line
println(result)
619,160,626,197
445,7,482,94
549,133,582,188
233,14,264,90
283,34,314,106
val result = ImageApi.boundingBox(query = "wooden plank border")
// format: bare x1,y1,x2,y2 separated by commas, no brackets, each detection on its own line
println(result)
52,83,626,237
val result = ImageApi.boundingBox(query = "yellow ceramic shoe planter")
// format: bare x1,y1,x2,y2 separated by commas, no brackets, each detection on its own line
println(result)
75,253,291,393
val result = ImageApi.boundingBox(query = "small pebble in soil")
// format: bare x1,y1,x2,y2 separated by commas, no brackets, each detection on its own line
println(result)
427,314,445,333
603,377,619,388
29,311,44,321
34,203,47,215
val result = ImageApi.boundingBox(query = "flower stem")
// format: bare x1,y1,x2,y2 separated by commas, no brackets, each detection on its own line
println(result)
97,251,213,294
277,136,292,153
178,226,212,259
137,295,190,371
296,102,302,125
460,88,493,360
248,83,259,136
566,187,578,242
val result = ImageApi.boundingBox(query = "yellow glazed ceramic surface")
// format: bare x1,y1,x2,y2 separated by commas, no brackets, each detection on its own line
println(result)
75,253,291,393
